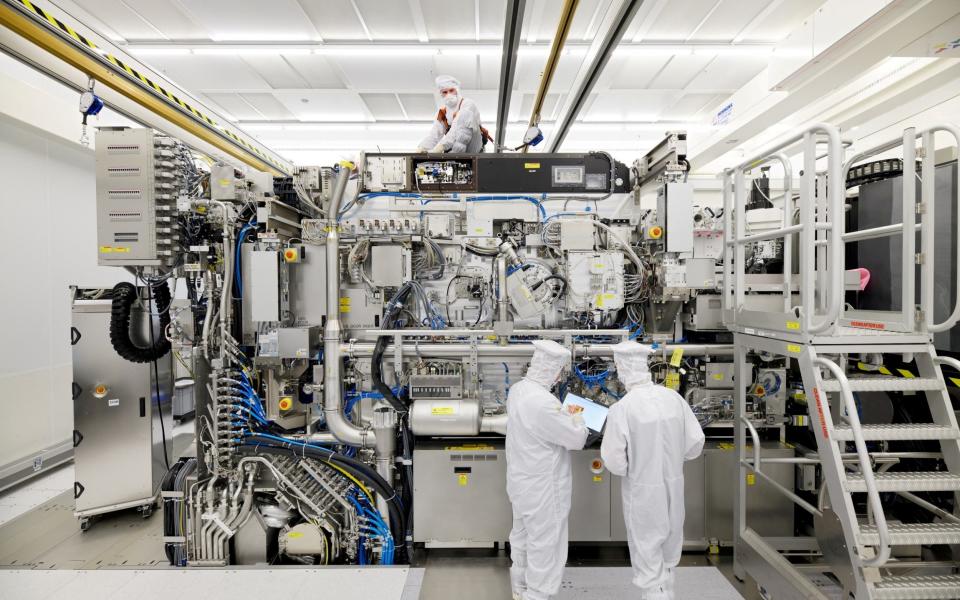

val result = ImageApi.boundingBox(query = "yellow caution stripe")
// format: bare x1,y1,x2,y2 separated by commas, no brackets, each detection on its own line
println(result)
12,0,288,174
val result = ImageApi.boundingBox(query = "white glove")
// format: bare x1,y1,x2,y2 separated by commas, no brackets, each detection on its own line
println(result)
416,146,428,153
430,143,445,153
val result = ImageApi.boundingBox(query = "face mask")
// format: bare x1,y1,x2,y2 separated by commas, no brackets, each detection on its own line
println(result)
442,92,460,110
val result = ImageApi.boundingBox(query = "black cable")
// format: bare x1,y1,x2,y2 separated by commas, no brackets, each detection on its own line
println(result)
109,281,171,363
146,283,171,471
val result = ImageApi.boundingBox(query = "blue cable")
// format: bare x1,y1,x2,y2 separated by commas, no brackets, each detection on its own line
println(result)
234,221,257,297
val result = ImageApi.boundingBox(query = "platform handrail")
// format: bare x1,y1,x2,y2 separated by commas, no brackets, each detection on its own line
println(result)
814,357,891,567
921,124,960,332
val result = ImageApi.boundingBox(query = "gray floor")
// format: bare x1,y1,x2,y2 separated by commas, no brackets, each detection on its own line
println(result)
0,439,761,600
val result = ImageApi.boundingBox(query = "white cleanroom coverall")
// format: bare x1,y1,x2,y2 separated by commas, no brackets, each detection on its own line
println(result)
418,75,485,153
601,341,705,599
506,339,588,600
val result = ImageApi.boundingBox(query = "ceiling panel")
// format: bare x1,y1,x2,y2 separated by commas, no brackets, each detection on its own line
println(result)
203,93,263,120
648,54,713,88
478,0,509,40
240,56,311,89
239,93,296,120
668,93,722,119
478,55,503,90
72,0,169,40
299,0,369,40
273,90,370,120
685,55,766,90
144,55,272,91
360,93,406,120
433,55,481,88
518,93,560,120
568,0,611,41
693,0,769,40
281,56,347,88
421,0,478,40
397,93,439,119
606,55,671,90
334,55,436,89
181,0,320,41
582,90,679,121
354,0,420,39
744,0,826,42
644,0,723,41
514,53,585,93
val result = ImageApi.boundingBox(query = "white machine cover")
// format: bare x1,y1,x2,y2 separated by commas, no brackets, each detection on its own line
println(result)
506,340,588,600
601,341,706,597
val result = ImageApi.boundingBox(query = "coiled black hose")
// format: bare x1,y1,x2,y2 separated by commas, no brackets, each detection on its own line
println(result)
109,281,172,363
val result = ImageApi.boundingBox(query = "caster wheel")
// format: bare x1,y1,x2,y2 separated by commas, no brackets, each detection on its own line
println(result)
79,518,91,532
140,505,154,519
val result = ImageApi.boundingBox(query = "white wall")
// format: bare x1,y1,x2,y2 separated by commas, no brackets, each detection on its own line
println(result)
0,114,128,466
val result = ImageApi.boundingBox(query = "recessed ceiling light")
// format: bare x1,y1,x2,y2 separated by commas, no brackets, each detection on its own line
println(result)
301,98,309,103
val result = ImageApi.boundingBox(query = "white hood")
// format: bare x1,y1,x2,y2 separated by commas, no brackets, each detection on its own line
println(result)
524,339,571,389
613,341,653,390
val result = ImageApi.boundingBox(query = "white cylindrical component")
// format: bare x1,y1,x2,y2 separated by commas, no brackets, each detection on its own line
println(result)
410,398,481,436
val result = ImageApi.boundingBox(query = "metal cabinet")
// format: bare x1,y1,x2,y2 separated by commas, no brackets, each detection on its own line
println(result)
71,295,171,526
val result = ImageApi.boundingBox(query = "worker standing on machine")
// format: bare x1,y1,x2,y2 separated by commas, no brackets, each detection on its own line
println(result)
506,339,588,600
601,341,705,600
417,75,491,153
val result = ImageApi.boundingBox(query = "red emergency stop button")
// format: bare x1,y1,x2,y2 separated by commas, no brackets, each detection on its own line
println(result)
283,248,298,263
279,397,293,411
649,226,663,239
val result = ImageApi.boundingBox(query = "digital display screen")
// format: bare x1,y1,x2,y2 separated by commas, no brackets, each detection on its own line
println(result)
552,165,585,186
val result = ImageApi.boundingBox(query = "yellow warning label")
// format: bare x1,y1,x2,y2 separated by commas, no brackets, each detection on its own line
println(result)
432,407,455,415
458,474,468,486
786,321,801,330
898,369,915,379
99,246,113,253
445,444,494,451
746,473,756,486
113,246,130,253
665,372,680,390
670,348,684,368
339,297,351,305
339,297,351,313
718,442,734,451
592,476,603,483
787,344,802,354
218,178,231,187
287,532,303,539
712,373,725,381
524,162,540,169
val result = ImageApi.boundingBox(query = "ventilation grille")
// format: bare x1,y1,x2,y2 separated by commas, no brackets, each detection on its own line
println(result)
106,144,140,154
113,232,139,243
107,190,142,200
449,454,498,462
108,211,142,222
106,167,141,177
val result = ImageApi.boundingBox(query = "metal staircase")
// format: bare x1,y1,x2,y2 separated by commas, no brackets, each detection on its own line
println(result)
723,123,960,599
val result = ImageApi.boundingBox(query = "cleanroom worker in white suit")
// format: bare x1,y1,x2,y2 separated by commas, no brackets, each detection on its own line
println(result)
601,341,705,599
417,75,490,153
506,339,589,600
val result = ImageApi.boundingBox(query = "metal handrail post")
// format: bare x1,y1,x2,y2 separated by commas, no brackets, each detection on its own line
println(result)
734,168,746,313
722,171,733,321
901,128,917,332
808,125,844,333
923,124,960,331
815,358,891,567
800,132,816,332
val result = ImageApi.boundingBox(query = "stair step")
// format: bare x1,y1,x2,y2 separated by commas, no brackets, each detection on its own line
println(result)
820,376,941,393
833,423,960,441
859,522,960,546
873,574,960,600
845,472,960,493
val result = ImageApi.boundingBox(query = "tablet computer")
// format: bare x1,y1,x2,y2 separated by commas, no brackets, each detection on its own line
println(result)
562,393,609,433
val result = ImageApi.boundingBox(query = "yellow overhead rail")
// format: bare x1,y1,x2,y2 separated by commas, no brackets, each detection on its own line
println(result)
523,0,579,153
0,0,292,176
